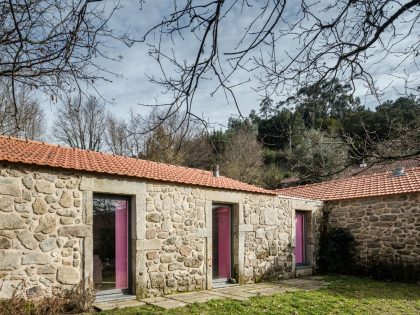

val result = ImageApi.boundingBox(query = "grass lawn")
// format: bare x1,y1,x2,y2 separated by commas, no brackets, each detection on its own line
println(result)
99,276,420,315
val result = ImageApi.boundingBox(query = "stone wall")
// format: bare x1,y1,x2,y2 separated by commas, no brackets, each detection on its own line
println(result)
326,193,420,268
0,162,322,299
0,163,89,299
242,195,294,282
139,184,322,297
142,183,207,296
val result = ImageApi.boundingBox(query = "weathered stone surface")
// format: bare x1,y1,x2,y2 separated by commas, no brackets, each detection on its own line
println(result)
39,238,57,252
150,272,166,288
146,212,161,223
0,280,21,299
26,286,43,299
164,236,177,245
157,232,169,239
33,197,48,215
184,258,201,268
61,248,72,257
179,245,192,257
59,191,72,208
22,190,32,202
15,203,30,213
17,231,38,250
35,179,54,194
146,251,158,260
45,195,57,204
263,208,278,225
37,264,56,274
0,237,12,249
250,213,259,225
22,253,50,265
60,217,75,225
0,250,21,270
58,225,91,238
145,229,156,239
161,221,171,232
64,239,77,248
0,196,14,211
22,176,34,189
0,213,25,229
35,214,57,234
0,179,20,196
57,209,77,217
57,267,80,284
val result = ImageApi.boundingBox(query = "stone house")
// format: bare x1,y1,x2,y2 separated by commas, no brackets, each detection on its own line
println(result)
0,136,322,300
276,167,420,273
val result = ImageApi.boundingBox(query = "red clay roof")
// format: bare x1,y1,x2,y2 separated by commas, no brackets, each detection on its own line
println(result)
275,167,420,201
0,136,275,195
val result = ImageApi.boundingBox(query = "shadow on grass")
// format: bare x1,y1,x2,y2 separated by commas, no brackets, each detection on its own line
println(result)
317,274,420,301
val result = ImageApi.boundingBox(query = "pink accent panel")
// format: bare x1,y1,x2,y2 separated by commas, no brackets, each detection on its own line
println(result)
294,213,305,264
115,200,128,289
216,207,231,278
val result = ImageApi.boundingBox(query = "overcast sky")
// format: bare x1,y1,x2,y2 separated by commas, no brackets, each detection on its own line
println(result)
41,1,419,133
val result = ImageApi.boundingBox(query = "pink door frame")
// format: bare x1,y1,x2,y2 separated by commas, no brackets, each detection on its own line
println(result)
115,199,129,289
212,205,232,280
294,211,306,265
93,195,130,294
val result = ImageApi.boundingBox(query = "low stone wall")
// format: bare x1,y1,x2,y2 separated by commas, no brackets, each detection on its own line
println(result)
326,193,420,268
0,163,88,299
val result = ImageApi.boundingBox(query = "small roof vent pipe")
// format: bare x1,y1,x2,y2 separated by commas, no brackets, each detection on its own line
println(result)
213,165,220,177
393,166,405,177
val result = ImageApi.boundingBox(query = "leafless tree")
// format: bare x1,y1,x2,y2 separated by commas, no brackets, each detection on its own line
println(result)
0,0,127,128
104,115,133,156
221,127,264,185
53,96,107,151
140,0,419,128
0,84,45,140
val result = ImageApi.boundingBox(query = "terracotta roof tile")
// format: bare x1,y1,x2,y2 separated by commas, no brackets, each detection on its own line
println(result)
0,136,274,195
275,167,420,201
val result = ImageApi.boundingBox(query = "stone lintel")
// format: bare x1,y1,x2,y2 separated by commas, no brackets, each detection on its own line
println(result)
196,228,211,238
238,224,253,232
136,239,161,251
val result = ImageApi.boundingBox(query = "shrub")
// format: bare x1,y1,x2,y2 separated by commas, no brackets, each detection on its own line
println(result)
0,280,96,315
366,254,420,283
317,227,355,274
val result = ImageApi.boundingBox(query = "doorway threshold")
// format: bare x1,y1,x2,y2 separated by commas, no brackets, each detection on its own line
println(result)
95,292,136,303
212,279,239,289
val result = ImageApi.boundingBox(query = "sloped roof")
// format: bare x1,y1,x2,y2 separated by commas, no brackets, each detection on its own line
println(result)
276,167,420,201
334,159,420,179
0,136,275,195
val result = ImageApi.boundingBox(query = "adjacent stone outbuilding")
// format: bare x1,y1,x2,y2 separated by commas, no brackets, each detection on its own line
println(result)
0,136,321,300
277,167,420,274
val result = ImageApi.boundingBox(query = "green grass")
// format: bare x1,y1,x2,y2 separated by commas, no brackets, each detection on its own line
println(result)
99,276,420,315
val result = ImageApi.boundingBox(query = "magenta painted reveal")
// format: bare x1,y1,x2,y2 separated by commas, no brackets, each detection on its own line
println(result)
216,207,231,279
294,212,305,264
115,200,128,289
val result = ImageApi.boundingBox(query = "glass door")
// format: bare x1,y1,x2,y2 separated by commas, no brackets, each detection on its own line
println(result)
294,211,306,265
212,205,232,282
93,195,129,293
